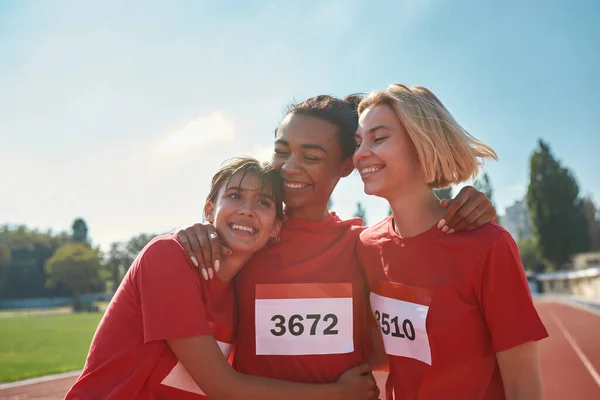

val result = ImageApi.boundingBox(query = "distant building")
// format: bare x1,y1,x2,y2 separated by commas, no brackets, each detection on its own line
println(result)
572,252,600,270
501,199,532,240
537,252,600,301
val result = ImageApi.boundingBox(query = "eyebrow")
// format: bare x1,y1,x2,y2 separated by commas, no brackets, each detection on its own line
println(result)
275,139,328,154
224,186,276,202
364,125,391,135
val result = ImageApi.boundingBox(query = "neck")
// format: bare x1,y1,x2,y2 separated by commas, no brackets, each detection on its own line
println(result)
387,182,445,238
215,251,254,283
283,203,329,221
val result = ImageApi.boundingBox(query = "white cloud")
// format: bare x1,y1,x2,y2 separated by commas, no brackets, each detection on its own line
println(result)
246,144,274,162
155,111,236,154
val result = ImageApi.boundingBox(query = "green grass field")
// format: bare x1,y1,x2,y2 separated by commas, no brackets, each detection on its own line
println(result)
0,312,102,382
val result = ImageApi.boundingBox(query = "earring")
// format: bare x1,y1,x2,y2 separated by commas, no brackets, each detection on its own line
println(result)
269,236,280,244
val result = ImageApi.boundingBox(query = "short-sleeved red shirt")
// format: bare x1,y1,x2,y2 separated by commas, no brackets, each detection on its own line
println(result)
357,219,548,400
232,212,372,383
66,235,235,400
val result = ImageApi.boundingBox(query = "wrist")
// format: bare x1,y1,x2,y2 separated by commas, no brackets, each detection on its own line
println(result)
330,381,347,400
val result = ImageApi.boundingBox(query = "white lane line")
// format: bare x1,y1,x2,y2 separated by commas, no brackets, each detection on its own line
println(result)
0,370,81,390
550,311,600,388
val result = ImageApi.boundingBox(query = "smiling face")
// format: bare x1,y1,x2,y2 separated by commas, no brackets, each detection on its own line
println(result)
205,170,281,255
272,113,353,219
354,104,423,200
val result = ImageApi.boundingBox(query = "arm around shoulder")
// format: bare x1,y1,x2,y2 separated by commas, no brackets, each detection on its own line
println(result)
168,335,376,400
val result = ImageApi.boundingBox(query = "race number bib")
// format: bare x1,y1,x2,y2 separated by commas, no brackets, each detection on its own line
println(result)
255,283,354,355
161,341,232,395
370,281,432,365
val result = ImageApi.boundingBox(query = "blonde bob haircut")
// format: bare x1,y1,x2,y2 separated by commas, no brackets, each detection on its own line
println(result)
358,84,497,189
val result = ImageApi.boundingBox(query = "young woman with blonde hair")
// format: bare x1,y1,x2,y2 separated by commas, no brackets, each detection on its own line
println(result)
355,84,548,399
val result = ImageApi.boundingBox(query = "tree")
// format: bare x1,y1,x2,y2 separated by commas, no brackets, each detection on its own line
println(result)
0,244,11,298
45,243,103,310
517,237,547,273
583,196,600,251
106,242,126,291
474,172,494,206
0,225,71,299
434,187,453,200
105,233,156,281
353,202,367,225
71,218,89,244
526,139,589,269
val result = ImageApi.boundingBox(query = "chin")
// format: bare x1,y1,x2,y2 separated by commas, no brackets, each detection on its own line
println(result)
363,183,382,197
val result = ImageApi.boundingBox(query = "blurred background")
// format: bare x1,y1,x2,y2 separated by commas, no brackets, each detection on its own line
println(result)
1,1,599,398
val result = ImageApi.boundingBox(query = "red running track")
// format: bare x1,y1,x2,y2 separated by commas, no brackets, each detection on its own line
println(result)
1,301,598,399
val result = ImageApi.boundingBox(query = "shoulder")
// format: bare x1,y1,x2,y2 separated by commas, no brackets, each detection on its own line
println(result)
359,216,392,244
137,234,193,271
449,222,513,250
142,234,185,257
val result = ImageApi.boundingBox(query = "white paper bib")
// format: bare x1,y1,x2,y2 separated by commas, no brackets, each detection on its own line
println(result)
370,281,432,365
255,283,354,356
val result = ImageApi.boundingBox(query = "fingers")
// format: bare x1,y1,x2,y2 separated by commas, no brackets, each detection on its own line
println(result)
176,230,198,269
439,188,471,231
465,208,497,231
446,196,479,231
220,244,233,257
441,186,486,231
207,226,222,273
193,225,213,280
358,363,372,375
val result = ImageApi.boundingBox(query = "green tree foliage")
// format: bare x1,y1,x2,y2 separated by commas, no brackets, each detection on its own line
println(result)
0,225,71,299
526,139,589,269
0,243,11,297
71,218,89,244
517,237,547,273
474,172,494,206
353,202,367,225
583,196,600,251
434,187,453,200
104,233,156,290
45,243,103,298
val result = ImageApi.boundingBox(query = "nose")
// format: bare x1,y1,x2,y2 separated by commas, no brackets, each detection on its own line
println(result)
281,153,301,174
353,140,372,166
238,197,256,217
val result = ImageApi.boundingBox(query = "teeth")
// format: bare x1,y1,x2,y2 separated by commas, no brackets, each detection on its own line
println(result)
284,182,308,189
231,224,255,234
361,167,381,174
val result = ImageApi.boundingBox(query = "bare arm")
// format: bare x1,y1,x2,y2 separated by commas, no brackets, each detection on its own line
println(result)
496,341,543,400
168,335,377,400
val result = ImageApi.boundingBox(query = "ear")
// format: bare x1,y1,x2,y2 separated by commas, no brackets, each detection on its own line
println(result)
340,157,354,178
203,201,216,224
270,219,283,239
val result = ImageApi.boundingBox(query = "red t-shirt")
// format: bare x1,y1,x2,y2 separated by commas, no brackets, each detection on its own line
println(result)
357,218,548,400
233,212,372,383
66,235,235,400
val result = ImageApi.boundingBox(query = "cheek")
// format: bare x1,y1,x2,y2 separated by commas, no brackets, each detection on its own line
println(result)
258,210,277,230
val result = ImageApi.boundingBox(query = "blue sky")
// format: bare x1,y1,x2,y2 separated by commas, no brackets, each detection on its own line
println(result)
1,0,598,250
